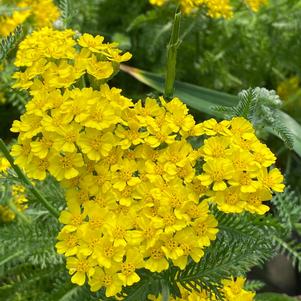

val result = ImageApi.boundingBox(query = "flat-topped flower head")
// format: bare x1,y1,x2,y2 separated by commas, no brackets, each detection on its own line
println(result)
11,32,283,296
13,28,131,90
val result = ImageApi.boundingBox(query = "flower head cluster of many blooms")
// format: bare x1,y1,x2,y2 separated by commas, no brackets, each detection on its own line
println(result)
148,277,255,300
0,156,28,222
11,28,283,298
0,0,59,36
149,0,268,17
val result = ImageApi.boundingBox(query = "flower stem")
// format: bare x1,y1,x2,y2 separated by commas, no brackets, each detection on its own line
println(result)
164,10,181,99
0,139,59,218
161,282,170,301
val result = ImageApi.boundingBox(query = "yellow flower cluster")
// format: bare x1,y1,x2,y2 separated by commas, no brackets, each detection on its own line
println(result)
198,117,284,215
0,0,59,36
11,28,283,297
149,0,267,17
0,156,28,222
12,27,131,91
148,277,255,300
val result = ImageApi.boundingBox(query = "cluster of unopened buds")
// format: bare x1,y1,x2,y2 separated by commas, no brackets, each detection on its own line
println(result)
11,27,284,298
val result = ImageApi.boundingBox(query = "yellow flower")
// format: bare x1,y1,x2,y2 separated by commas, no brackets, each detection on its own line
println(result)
52,123,82,153
164,97,196,133
202,118,231,136
112,159,141,191
10,139,33,169
241,188,272,215
66,253,96,286
161,233,184,260
118,248,144,286
222,277,255,301
26,156,49,180
104,213,133,247
191,214,219,247
78,33,106,53
56,228,79,256
59,201,86,233
198,159,234,191
94,237,125,269
258,168,285,192
144,242,169,272
30,132,54,159
48,152,84,181
89,266,123,297
115,120,149,149
173,228,205,269
214,186,246,214
251,142,276,167
0,157,10,173
201,136,231,160
86,55,114,80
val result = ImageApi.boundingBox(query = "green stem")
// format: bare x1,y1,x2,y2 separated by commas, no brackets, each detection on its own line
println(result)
161,282,170,301
164,11,181,99
0,139,59,218
0,250,23,267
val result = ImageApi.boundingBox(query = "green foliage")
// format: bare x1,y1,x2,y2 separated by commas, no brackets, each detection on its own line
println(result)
0,25,23,62
270,188,301,273
272,187,301,232
273,236,301,272
255,293,298,301
175,238,269,300
244,280,266,292
58,0,71,25
214,88,294,149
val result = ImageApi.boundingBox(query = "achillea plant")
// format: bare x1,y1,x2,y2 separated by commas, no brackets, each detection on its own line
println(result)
9,27,284,299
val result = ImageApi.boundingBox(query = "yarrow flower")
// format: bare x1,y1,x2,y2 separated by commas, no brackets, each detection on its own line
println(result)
0,0,59,37
11,28,283,297
149,0,268,18
148,276,255,300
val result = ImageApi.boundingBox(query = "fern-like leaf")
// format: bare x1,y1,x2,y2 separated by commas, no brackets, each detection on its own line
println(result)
272,187,301,232
0,25,23,62
58,0,71,26
175,237,273,300
273,236,301,272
